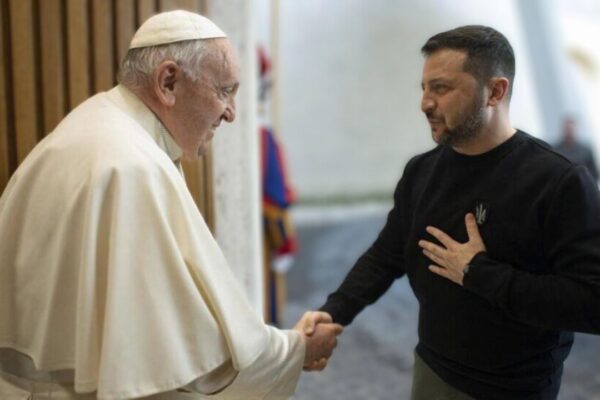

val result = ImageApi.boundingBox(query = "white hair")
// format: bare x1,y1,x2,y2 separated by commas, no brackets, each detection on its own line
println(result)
118,39,215,90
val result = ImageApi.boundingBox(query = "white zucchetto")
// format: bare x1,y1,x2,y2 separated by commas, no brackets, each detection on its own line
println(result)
129,10,226,49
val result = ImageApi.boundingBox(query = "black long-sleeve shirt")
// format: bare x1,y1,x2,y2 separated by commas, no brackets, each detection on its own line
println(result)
321,131,600,399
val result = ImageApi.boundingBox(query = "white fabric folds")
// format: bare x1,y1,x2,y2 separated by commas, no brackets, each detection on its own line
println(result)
0,86,298,399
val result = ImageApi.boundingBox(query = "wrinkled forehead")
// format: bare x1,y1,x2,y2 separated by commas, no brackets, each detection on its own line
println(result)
203,38,240,81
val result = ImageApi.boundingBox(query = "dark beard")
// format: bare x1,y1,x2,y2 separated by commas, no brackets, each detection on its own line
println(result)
439,90,485,147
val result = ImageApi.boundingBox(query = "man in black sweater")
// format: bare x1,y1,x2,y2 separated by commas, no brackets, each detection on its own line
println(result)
319,25,600,399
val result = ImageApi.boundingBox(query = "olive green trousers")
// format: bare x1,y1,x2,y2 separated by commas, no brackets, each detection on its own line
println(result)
411,353,476,400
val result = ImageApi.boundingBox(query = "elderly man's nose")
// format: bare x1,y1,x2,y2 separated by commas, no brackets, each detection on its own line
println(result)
223,99,236,122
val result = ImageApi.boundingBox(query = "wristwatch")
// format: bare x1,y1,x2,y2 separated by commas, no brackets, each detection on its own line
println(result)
463,264,472,275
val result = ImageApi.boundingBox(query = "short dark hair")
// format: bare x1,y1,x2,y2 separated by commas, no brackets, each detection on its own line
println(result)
421,25,515,97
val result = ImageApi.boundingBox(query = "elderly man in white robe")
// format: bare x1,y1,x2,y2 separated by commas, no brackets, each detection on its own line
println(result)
0,10,342,400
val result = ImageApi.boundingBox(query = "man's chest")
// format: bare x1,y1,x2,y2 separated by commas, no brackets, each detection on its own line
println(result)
402,167,547,276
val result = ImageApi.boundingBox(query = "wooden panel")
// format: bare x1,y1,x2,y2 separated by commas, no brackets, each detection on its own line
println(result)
115,1,136,67
91,0,114,93
182,161,203,211
66,0,91,108
9,0,39,163
159,0,200,12
193,0,213,230
198,0,207,14
137,0,157,26
0,0,12,187
39,0,66,134
181,146,214,230
202,147,215,230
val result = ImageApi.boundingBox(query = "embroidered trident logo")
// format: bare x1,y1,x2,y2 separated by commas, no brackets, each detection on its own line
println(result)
474,201,489,226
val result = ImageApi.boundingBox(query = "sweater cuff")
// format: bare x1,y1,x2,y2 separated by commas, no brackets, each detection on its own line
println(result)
462,251,512,307
319,295,361,326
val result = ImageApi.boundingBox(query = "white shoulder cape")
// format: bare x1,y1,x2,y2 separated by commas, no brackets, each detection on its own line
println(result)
0,86,286,399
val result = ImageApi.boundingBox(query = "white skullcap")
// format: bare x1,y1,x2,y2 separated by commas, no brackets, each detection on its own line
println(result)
129,10,226,49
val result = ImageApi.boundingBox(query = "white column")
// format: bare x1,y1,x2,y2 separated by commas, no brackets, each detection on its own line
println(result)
515,0,583,143
207,0,264,315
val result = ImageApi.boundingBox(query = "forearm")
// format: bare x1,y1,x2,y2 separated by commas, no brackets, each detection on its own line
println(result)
464,166,600,333
321,248,403,325
322,175,408,326
464,252,600,333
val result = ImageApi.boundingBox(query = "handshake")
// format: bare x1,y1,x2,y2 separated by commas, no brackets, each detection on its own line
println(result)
293,311,344,372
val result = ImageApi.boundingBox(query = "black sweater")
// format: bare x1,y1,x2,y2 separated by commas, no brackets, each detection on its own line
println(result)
321,131,600,399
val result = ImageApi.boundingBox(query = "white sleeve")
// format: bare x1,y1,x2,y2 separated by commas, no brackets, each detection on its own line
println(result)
182,359,238,395
185,327,304,400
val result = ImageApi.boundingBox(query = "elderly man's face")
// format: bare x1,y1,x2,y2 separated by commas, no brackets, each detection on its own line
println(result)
176,39,239,160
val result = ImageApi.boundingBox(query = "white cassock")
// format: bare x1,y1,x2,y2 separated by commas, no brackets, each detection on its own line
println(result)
0,85,304,399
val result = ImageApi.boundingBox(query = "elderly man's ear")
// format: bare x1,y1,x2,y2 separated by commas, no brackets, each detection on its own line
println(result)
154,60,180,107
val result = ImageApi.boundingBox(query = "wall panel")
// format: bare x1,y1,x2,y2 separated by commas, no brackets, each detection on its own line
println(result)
9,0,40,163
39,0,66,134
159,0,201,12
137,0,158,26
0,0,12,187
92,0,115,92
66,0,91,109
115,1,136,66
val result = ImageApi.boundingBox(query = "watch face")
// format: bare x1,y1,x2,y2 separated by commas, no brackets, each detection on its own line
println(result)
463,264,471,275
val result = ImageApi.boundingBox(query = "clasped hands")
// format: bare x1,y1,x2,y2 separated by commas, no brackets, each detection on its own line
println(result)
293,311,343,372
418,213,486,286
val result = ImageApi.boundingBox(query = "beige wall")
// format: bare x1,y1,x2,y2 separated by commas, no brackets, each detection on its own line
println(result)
209,0,265,314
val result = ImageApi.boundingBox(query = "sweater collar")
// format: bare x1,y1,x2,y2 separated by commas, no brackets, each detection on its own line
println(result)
444,130,525,166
